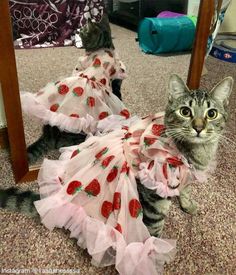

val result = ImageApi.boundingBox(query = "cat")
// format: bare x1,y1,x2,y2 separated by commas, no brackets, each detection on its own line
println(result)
0,75,234,238
138,74,233,236
27,14,123,164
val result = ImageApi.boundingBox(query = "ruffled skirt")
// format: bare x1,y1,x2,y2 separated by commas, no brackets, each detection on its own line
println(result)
34,130,176,275
21,76,130,134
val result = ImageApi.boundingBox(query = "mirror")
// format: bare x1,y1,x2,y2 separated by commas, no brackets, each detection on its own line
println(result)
0,0,214,183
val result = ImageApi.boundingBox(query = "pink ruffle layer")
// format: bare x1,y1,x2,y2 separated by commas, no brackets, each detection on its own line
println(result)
138,161,180,198
34,158,176,275
21,92,98,134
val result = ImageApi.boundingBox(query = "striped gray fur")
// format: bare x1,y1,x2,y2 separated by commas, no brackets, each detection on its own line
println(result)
27,125,86,164
0,188,40,218
79,14,114,52
137,74,234,237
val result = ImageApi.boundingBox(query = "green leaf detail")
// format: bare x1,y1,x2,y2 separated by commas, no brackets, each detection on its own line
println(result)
75,186,83,193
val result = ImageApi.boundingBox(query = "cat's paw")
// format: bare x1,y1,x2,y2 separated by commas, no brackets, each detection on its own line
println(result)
155,199,172,216
180,199,198,215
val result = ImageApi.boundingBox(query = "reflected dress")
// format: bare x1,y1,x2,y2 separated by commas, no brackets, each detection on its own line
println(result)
21,49,130,134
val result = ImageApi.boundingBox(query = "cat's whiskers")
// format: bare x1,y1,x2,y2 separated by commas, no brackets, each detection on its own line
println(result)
165,129,186,144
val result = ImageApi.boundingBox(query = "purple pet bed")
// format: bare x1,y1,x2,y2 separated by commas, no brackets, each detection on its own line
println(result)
157,11,185,18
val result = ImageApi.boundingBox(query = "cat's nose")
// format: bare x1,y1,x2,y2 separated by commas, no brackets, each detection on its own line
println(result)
192,118,205,135
193,125,203,134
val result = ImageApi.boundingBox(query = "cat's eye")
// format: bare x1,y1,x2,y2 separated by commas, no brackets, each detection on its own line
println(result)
206,109,218,120
180,107,192,117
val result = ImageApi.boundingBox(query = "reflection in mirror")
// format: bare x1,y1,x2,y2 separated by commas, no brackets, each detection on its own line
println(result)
3,0,216,182
13,3,195,167
11,0,105,166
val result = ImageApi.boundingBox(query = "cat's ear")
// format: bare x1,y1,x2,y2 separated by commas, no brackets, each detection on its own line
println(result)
209,77,234,106
101,13,109,22
168,74,190,101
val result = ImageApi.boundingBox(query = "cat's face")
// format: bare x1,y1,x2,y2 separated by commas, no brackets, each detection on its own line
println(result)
164,75,234,144
80,15,114,51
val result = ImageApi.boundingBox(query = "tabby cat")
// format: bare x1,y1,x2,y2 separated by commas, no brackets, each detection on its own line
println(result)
137,74,233,236
1,75,234,238
27,14,122,164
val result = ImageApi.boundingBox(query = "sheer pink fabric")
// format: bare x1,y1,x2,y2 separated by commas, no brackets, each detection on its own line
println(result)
21,49,129,134
34,113,208,274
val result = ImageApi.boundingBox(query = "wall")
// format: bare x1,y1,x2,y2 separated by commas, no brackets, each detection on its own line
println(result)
219,0,236,33
187,0,235,33
187,0,200,16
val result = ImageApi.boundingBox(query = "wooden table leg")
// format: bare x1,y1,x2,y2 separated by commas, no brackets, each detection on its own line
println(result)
187,0,215,89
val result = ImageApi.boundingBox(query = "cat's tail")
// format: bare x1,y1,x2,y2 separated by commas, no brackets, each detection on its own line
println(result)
0,188,40,218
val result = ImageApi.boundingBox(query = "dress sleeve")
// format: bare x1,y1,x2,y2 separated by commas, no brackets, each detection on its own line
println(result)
137,115,194,198
114,60,127,80
72,55,90,75
111,53,127,80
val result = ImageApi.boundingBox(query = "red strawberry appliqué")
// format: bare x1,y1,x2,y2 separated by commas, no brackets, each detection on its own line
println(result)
148,160,154,170
50,103,59,112
101,201,113,218
67,180,82,195
129,199,142,218
114,223,122,233
163,163,168,180
113,192,121,210
70,113,80,118
73,87,84,97
124,132,132,139
101,155,115,168
87,96,95,107
107,166,118,183
151,124,165,136
95,147,108,159
85,179,101,196
58,84,69,95
144,137,156,147
122,126,129,131
93,58,101,67
167,157,183,167
100,78,107,85
71,149,80,159
99,111,109,120
109,66,116,76
120,109,130,119
121,161,129,174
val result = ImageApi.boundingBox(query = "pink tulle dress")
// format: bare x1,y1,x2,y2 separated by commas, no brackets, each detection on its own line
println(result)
34,113,205,275
20,49,130,134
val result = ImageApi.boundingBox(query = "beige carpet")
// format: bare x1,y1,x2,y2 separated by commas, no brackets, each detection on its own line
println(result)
0,24,236,275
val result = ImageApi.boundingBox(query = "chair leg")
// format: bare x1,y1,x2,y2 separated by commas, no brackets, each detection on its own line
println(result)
187,0,215,89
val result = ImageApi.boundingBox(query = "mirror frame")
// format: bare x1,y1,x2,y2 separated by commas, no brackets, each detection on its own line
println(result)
0,0,39,182
0,0,214,183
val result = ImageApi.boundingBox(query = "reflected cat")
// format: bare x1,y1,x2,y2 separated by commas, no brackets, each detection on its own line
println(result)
21,14,128,164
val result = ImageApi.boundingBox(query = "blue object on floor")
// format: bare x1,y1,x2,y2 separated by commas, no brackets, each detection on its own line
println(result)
210,34,236,63
137,16,196,54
